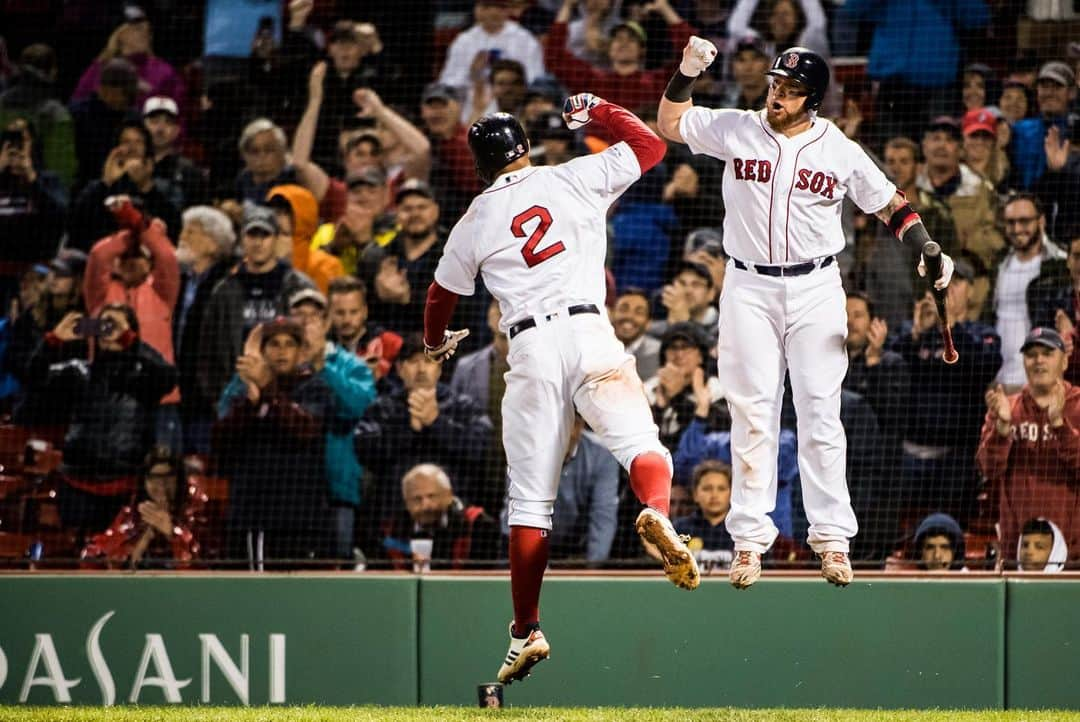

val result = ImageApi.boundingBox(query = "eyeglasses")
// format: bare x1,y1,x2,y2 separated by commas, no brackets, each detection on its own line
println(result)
1004,216,1039,226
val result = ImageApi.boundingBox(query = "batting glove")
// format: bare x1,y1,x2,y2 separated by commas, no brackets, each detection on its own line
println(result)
917,251,955,290
563,93,603,130
424,328,470,363
680,36,718,77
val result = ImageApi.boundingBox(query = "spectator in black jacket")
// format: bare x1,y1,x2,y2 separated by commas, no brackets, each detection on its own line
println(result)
69,58,140,191
310,20,398,172
354,333,492,522
212,317,332,568
1034,123,1080,245
644,322,730,452
1028,234,1080,386
174,206,236,454
888,282,1003,523
196,206,314,414
67,121,181,251
0,117,67,273
27,302,177,542
8,250,86,426
143,96,209,210
844,291,909,470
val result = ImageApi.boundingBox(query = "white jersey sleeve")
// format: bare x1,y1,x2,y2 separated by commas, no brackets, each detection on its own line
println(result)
557,140,642,210
845,139,896,214
434,209,479,296
678,106,745,160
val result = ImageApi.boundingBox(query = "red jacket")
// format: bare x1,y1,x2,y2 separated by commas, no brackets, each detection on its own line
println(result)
544,20,694,114
975,382,1080,560
84,221,180,404
80,478,208,568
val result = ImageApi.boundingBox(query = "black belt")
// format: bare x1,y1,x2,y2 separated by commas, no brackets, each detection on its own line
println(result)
732,255,834,277
508,304,600,340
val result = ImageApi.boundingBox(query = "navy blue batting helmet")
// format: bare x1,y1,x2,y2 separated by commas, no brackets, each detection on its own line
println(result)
767,47,829,111
468,113,529,184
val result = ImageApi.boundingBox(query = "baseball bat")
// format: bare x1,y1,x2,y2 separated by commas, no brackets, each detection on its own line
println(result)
922,241,959,365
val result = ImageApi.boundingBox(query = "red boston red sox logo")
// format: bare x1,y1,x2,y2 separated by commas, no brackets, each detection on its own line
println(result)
795,168,839,199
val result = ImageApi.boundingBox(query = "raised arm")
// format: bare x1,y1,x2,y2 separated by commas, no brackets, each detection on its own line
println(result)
726,0,760,40
568,97,667,173
657,37,718,144
354,89,431,181
292,61,331,201
545,1,598,94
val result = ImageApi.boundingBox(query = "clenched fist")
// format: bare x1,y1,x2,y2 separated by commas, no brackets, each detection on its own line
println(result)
563,93,603,130
680,36,717,77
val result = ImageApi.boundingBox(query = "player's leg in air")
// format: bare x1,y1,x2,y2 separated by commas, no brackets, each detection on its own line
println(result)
495,349,569,684
572,345,700,591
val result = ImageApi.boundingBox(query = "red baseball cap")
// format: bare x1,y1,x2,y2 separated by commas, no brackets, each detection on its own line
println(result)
962,107,997,137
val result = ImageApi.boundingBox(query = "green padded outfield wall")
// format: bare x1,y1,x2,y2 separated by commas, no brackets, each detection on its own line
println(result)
419,577,1005,709
0,576,418,705
2,575,1078,708
1005,579,1080,710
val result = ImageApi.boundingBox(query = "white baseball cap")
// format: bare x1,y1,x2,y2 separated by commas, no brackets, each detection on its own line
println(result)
142,96,179,118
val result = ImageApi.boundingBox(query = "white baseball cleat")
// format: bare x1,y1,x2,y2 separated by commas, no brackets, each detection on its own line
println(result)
497,622,551,685
820,551,853,587
729,550,762,590
635,507,700,590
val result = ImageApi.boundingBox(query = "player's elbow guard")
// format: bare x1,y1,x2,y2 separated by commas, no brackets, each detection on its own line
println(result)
887,201,926,243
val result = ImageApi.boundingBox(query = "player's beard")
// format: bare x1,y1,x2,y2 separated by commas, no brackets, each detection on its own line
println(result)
766,102,810,132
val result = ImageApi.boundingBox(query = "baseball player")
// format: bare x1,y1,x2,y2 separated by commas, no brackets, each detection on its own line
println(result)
657,41,956,588
423,96,700,685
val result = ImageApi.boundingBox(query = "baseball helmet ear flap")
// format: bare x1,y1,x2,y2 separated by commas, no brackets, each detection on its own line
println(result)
766,46,829,111
468,113,530,184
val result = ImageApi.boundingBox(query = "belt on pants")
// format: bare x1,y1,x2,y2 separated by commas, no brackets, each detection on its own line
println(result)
508,304,601,340
732,255,834,277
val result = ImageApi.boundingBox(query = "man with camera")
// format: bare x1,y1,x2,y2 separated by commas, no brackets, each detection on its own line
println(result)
0,119,67,271
27,302,177,544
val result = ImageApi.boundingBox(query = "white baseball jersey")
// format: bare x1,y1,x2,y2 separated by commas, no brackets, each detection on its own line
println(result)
679,108,895,265
434,141,640,332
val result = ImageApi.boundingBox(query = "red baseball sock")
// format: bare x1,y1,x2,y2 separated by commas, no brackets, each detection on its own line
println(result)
629,452,672,516
509,526,549,636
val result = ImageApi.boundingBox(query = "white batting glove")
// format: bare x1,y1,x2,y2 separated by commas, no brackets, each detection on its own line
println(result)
680,36,718,77
424,329,470,363
917,251,955,291
563,93,603,130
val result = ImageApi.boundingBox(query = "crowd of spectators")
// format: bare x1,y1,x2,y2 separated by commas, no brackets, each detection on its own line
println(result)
0,0,1077,572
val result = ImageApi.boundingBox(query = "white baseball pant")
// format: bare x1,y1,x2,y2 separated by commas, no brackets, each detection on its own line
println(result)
502,310,670,530
717,259,858,554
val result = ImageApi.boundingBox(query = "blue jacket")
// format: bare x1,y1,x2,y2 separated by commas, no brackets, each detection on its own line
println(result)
219,343,376,506
611,201,678,292
843,0,989,87
674,419,797,537
1010,115,1072,190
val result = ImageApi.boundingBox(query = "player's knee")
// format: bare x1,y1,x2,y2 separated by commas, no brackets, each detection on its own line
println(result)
506,497,554,530
629,448,673,478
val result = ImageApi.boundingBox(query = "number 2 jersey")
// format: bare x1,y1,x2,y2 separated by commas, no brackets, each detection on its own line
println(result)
433,141,642,334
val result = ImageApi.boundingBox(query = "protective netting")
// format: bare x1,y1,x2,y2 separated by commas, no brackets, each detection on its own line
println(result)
0,0,1077,574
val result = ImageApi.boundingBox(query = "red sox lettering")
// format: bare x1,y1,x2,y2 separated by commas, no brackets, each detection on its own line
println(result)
731,159,838,200
794,169,838,199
